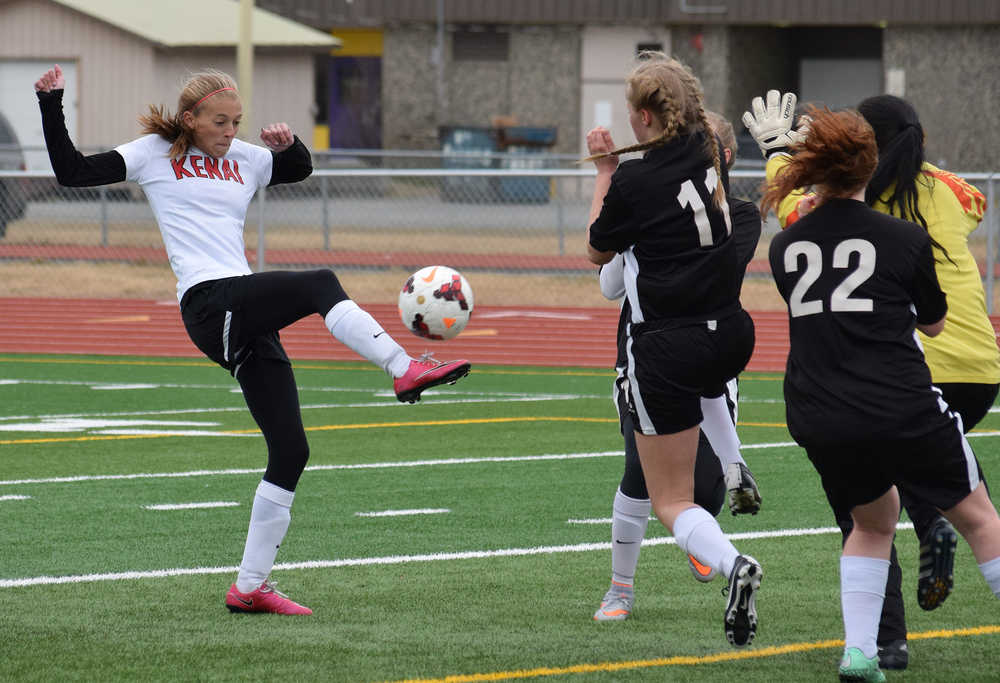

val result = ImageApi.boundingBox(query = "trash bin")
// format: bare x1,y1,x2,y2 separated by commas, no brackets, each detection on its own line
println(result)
439,126,498,203
496,126,556,204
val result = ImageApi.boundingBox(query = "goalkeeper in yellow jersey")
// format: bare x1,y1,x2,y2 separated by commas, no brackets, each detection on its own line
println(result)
744,91,1000,671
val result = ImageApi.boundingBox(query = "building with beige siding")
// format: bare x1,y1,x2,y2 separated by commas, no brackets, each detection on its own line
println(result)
0,0,337,169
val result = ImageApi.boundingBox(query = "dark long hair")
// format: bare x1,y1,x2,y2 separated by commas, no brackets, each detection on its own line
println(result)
858,94,954,265
857,95,927,228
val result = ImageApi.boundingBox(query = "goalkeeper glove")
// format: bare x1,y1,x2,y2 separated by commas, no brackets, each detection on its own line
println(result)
742,90,807,158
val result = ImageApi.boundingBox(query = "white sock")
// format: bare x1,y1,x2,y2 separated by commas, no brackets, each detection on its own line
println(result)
235,480,295,593
700,394,745,467
610,489,650,586
324,300,411,377
672,506,740,577
841,555,890,659
978,555,1000,598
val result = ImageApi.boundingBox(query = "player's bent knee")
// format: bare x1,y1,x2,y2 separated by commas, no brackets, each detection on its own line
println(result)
312,268,349,310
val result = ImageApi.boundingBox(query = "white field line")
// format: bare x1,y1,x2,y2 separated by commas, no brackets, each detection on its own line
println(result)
89,384,160,391
355,508,450,517
0,440,867,488
4,432,995,488
0,451,623,486
0,523,914,589
0,394,600,424
0,494,31,501
143,502,239,511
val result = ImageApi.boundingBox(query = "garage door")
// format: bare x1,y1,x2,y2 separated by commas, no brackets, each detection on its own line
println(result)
0,60,78,171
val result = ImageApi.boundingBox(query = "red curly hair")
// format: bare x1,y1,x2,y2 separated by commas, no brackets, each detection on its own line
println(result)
761,106,878,216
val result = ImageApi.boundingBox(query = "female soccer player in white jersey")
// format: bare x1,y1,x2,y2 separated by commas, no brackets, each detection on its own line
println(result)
34,64,470,615
592,111,762,623
584,52,762,648
764,107,1000,682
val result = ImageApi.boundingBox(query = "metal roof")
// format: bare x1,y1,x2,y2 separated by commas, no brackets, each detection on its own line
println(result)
258,0,1000,28
52,0,339,47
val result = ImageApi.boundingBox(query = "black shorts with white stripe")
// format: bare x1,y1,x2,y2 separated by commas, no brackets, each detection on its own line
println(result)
180,277,289,377
806,411,986,517
625,307,754,435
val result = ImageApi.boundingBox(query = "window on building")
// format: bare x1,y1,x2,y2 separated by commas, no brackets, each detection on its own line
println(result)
453,28,509,61
636,42,664,55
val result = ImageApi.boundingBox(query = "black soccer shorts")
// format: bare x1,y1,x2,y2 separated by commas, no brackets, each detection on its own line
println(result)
806,412,985,517
180,276,290,377
624,308,754,435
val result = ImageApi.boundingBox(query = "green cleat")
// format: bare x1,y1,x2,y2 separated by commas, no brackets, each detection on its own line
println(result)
839,647,885,682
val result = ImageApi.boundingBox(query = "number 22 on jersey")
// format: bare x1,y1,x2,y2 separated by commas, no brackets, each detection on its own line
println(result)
782,239,876,317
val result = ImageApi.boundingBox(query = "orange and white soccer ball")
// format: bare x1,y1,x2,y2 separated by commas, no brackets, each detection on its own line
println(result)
398,266,474,340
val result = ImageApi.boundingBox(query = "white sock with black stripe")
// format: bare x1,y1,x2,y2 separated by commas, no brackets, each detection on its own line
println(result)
324,300,411,377
610,489,650,586
235,480,295,594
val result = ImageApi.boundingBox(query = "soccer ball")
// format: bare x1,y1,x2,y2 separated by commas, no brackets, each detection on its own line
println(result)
398,266,474,340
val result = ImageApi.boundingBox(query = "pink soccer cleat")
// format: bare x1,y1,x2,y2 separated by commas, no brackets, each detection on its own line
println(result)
225,579,313,615
394,355,471,403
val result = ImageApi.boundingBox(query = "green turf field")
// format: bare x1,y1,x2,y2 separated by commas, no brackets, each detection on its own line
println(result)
1,354,998,682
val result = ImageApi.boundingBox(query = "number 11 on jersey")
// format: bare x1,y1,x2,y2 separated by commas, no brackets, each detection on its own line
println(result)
677,167,732,248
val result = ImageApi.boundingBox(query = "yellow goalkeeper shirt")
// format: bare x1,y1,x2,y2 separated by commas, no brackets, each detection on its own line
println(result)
766,155,1000,384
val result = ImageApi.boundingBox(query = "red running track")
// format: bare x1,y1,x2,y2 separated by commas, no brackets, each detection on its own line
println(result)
0,297,793,371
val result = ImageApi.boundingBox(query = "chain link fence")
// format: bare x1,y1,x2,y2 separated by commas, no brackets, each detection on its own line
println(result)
0,160,996,311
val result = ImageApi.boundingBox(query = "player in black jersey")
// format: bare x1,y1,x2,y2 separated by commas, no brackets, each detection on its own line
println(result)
765,107,1000,682
584,52,761,648
592,111,762,622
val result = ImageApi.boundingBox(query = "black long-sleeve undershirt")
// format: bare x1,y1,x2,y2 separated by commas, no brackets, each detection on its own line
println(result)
37,89,312,187
270,136,312,185
37,89,125,186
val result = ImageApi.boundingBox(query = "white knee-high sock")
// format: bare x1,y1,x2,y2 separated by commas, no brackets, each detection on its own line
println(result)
841,555,890,659
978,555,1000,598
672,505,740,577
610,489,651,586
700,394,745,467
235,480,295,593
324,300,410,377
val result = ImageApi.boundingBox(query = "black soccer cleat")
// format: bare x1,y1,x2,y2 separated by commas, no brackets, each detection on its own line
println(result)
724,554,762,647
917,517,957,611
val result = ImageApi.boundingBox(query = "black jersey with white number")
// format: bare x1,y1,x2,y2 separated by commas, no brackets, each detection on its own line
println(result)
768,198,949,445
590,132,740,322
612,193,761,368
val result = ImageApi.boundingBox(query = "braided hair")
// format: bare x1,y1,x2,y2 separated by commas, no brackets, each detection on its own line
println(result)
584,52,725,207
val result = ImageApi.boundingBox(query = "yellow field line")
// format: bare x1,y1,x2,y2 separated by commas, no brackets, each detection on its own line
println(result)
385,626,1000,683
302,417,617,433
0,416,619,445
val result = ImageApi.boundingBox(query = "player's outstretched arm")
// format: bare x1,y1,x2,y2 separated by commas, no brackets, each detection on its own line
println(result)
745,90,815,226
34,64,126,187
765,154,816,228
742,90,807,159
263,123,313,185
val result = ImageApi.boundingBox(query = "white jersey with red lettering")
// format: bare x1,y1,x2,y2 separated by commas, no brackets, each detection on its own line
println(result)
115,134,273,302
